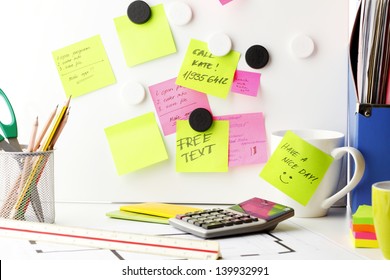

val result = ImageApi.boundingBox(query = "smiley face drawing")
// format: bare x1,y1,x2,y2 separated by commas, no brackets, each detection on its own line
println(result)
279,171,293,184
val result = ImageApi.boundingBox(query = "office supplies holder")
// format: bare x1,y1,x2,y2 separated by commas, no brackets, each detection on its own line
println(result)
348,3,390,213
0,150,55,223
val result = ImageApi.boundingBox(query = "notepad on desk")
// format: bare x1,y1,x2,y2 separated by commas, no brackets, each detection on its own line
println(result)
106,210,169,224
350,205,378,248
106,203,202,224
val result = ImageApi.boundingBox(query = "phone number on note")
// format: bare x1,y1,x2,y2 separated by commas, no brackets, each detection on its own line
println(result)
182,70,229,84
214,266,269,276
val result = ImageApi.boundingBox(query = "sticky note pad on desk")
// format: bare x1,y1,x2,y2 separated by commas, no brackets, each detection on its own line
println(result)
120,203,202,218
350,230,378,248
351,205,376,234
350,205,378,248
106,210,169,225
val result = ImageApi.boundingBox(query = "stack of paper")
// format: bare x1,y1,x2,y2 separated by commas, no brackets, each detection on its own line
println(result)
350,205,378,248
106,203,201,225
357,0,390,104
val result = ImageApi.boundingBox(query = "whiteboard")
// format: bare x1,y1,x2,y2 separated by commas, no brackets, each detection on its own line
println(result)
0,0,349,204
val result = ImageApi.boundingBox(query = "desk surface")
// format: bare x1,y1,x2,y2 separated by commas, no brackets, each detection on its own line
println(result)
0,202,385,260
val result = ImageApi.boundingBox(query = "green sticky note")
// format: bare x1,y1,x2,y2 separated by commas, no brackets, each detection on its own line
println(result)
176,120,229,172
260,131,334,205
176,39,240,98
113,4,176,67
52,35,116,98
106,210,169,225
104,112,168,175
352,205,374,225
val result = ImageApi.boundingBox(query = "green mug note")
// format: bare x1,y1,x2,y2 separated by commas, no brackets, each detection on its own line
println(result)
260,131,333,205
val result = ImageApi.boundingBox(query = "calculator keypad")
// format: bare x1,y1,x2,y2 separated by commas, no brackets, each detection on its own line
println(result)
176,208,260,230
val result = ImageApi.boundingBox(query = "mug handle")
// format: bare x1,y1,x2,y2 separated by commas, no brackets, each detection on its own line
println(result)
321,147,365,209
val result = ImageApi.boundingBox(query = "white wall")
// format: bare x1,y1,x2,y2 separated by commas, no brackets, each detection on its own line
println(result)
0,0,349,204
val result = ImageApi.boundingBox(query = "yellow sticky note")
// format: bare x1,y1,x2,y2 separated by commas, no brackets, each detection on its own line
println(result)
120,203,202,218
260,131,333,205
104,112,168,175
52,35,116,98
176,120,229,172
176,39,240,98
113,4,176,67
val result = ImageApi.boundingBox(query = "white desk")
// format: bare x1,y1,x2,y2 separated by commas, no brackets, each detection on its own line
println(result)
0,202,385,260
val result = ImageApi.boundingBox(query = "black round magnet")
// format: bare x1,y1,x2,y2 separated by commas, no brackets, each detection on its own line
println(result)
245,45,269,69
189,108,213,132
127,0,152,24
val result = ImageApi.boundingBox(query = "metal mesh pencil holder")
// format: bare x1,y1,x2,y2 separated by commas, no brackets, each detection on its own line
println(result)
0,150,55,223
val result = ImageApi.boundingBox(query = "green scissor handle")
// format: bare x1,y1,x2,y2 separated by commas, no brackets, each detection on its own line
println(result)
0,88,18,139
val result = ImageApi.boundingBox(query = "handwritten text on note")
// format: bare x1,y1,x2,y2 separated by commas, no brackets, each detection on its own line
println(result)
52,35,116,98
260,131,333,205
176,39,240,98
149,78,211,136
215,113,267,167
231,70,261,97
176,120,229,172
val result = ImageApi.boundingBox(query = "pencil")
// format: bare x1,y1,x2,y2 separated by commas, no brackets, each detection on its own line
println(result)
41,96,71,151
13,96,71,216
28,116,38,152
34,105,58,151
49,107,70,149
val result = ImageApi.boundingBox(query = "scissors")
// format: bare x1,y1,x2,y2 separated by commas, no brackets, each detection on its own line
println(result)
0,89,22,152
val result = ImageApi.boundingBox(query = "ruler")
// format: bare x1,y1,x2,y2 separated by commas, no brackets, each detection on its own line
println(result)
0,218,220,260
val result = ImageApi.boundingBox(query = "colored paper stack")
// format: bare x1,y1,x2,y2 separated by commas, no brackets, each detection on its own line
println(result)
350,205,378,248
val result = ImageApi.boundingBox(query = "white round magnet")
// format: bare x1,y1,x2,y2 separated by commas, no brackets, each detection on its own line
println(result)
121,81,145,105
167,1,192,26
290,34,315,59
208,32,232,57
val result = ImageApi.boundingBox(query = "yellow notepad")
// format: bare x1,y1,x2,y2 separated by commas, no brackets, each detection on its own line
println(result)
120,203,202,218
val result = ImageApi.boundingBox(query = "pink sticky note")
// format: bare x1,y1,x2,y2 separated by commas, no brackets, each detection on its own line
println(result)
219,0,233,5
352,230,377,240
149,78,211,135
215,112,267,167
231,70,261,97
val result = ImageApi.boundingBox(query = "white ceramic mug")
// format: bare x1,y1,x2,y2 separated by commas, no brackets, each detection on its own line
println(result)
271,129,365,217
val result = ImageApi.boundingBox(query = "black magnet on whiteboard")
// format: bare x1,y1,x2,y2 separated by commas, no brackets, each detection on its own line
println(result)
189,108,213,132
245,45,269,69
127,0,151,24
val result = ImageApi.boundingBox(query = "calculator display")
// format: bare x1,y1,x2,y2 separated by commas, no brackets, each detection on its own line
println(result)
229,197,292,221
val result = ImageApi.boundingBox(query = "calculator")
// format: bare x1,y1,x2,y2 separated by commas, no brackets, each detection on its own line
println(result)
169,197,294,238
